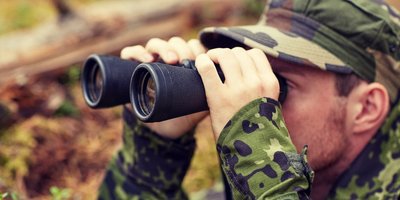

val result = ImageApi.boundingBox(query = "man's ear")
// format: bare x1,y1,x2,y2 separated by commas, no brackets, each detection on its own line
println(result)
349,82,390,134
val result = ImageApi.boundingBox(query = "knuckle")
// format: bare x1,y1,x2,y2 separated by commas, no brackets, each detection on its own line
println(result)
221,48,232,54
168,36,178,41
120,45,143,58
198,63,213,75
146,38,163,47
132,45,145,52
168,36,184,44
171,36,182,41
169,36,184,42
232,47,246,52
248,48,264,56
188,39,206,56
207,48,223,55
217,48,233,59
120,47,130,58
195,54,210,71
188,39,200,44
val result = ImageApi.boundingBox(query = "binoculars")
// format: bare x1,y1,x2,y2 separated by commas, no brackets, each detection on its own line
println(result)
81,54,287,122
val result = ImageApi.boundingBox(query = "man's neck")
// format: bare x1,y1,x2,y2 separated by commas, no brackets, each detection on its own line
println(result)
311,166,345,199
310,139,366,200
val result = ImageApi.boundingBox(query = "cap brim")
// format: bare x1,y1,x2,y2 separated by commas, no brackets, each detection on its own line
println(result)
199,25,353,74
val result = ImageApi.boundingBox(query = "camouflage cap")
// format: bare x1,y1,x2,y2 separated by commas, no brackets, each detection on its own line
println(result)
199,0,400,102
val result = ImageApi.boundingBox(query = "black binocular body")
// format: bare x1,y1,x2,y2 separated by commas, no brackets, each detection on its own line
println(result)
81,54,287,122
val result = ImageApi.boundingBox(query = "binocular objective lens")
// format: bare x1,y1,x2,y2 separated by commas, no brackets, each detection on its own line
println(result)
139,72,156,115
88,64,104,102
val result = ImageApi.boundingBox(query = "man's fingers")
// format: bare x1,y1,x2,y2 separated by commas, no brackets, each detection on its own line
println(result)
120,45,154,62
188,39,206,56
145,38,179,63
196,54,223,97
207,48,242,85
248,48,280,98
168,37,195,61
232,47,259,82
248,48,273,76
121,37,204,65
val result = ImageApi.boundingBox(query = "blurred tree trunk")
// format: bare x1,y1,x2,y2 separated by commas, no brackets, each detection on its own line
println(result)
50,0,75,21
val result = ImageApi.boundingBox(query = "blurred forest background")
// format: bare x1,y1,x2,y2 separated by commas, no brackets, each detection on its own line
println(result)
0,0,399,200
0,0,264,199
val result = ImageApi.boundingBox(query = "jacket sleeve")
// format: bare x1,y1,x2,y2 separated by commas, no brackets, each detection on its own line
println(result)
98,106,196,200
217,97,314,200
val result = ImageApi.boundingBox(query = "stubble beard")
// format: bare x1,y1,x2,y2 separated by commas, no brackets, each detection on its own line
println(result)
311,97,350,172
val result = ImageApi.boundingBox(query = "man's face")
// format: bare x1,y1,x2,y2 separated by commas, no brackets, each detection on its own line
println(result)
270,57,350,171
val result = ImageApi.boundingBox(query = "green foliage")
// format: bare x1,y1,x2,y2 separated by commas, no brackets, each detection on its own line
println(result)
13,2,36,30
0,125,35,189
58,65,81,87
183,124,221,194
0,193,7,200
0,191,20,200
54,66,82,118
54,65,82,118
54,100,80,117
49,187,71,200
0,102,12,131
0,0,111,35
10,193,18,200
0,0,55,35
67,66,81,85
243,0,265,18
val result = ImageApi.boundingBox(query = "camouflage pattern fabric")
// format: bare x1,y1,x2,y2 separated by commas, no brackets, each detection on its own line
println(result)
217,97,313,199
200,0,400,103
328,93,400,199
98,106,196,200
98,98,314,199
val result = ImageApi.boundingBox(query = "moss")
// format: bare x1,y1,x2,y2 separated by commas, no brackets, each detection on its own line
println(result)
54,100,80,117
0,125,36,189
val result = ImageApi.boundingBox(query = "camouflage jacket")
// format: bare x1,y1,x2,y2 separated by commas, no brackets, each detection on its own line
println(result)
327,95,400,199
97,96,400,199
98,97,313,199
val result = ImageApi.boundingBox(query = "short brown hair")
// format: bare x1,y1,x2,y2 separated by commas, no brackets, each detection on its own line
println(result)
335,73,362,97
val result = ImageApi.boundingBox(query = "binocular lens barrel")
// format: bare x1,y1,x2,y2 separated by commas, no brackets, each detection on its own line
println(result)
130,61,209,122
130,61,287,122
81,54,140,108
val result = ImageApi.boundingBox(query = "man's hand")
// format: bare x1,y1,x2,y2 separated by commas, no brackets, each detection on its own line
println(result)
195,47,280,139
120,37,208,139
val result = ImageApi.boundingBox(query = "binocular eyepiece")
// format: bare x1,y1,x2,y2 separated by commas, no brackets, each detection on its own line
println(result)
81,54,287,122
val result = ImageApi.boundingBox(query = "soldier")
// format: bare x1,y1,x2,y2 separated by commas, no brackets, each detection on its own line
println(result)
98,0,400,199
